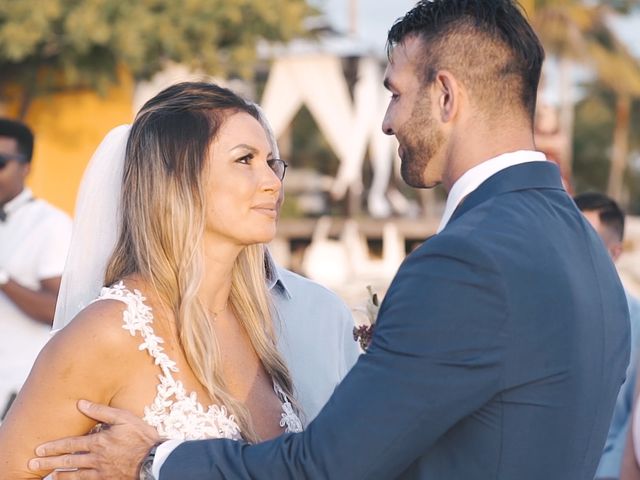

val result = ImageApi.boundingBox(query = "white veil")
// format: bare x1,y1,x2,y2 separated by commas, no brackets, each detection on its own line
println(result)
52,125,132,333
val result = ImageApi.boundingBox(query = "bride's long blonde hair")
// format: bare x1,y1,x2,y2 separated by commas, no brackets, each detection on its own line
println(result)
104,82,295,442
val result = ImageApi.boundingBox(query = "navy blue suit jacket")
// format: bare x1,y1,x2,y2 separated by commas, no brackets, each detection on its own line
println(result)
161,162,630,479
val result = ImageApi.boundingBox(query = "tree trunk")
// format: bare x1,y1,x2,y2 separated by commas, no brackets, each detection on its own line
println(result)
607,93,632,203
18,88,33,121
14,63,40,120
558,56,575,177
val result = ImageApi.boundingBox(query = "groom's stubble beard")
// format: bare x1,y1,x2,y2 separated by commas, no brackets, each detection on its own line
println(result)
399,88,445,189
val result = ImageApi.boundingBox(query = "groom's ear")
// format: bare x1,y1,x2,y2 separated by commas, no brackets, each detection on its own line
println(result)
434,70,462,124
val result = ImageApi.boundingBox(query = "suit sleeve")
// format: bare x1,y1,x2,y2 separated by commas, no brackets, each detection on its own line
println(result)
160,234,508,479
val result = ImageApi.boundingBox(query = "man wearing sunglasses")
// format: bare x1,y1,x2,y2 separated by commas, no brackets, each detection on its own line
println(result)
0,118,71,421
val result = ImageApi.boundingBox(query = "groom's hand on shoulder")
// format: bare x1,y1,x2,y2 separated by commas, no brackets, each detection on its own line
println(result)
28,399,160,480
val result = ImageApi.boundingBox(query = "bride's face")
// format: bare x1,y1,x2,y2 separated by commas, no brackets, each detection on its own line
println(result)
204,111,281,247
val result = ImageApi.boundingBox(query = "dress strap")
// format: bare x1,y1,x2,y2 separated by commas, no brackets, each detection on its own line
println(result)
273,381,303,433
94,281,178,375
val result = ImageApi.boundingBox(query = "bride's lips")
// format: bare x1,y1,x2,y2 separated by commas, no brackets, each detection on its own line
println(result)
251,203,277,218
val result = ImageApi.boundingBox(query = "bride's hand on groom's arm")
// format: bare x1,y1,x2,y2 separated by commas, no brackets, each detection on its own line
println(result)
28,400,160,480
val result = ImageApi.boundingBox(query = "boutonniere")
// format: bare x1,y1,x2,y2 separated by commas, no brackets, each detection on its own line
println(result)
353,286,380,351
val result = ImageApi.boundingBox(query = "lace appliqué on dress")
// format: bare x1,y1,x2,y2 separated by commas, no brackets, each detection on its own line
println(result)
95,282,302,440
274,382,303,433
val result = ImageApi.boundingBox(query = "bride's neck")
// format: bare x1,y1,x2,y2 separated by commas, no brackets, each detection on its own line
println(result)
199,240,241,315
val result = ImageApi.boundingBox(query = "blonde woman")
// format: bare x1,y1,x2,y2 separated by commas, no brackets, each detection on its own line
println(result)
0,82,306,478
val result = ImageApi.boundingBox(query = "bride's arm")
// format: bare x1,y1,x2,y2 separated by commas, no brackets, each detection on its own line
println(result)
0,300,135,479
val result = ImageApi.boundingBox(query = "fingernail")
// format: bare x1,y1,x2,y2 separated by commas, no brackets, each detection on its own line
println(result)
78,399,89,409
35,446,44,456
28,459,39,470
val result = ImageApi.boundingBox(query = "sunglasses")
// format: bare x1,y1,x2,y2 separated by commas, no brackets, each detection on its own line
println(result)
0,153,26,170
267,158,288,181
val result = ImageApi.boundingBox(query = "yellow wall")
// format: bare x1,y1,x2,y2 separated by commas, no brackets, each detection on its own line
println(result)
521,0,534,16
8,72,134,215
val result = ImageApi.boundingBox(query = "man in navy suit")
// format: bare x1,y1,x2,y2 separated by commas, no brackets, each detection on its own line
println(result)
31,1,630,478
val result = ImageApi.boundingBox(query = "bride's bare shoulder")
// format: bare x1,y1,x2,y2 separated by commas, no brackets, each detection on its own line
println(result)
56,277,155,346
59,297,130,337
47,290,151,371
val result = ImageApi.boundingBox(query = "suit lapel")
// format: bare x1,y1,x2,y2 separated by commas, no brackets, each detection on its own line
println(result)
447,161,565,227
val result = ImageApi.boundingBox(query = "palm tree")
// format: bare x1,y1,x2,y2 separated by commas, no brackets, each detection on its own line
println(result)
587,16,640,199
527,0,640,202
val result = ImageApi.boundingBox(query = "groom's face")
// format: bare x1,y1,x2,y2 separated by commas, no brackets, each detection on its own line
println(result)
382,36,446,189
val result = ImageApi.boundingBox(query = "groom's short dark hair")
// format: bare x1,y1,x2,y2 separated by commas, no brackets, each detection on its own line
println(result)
386,0,544,121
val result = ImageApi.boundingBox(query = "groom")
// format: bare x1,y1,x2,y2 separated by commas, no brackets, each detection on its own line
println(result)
31,1,630,479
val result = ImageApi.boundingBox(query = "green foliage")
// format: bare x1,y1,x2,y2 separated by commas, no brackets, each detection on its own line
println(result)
533,1,640,96
532,0,640,204
573,85,640,211
0,0,313,111
573,89,615,193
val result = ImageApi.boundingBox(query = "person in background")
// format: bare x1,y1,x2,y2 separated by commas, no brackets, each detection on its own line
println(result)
0,118,72,420
574,192,640,480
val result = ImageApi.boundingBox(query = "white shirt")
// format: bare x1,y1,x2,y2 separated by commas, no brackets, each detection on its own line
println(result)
0,188,72,409
153,255,360,476
437,150,547,233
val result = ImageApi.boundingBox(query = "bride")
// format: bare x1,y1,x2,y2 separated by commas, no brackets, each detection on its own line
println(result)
0,82,313,478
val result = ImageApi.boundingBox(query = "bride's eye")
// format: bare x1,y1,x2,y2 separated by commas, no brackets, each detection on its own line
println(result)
236,153,254,164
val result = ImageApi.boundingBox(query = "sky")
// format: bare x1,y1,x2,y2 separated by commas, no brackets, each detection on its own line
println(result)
312,0,416,54
610,13,640,58
313,0,640,59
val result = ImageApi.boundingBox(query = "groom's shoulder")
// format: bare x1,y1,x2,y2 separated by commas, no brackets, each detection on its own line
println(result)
413,219,496,258
430,189,557,253
402,227,500,283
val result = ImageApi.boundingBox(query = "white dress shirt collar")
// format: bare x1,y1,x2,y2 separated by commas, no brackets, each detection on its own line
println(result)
3,187,33,216
437,150,547,233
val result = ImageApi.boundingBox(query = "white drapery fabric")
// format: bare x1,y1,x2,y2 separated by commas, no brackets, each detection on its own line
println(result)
261,54,353,164
261,54,398,217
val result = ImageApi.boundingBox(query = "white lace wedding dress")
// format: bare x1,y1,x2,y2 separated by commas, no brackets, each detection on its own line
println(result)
46,282,302,478
100,282,303,439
